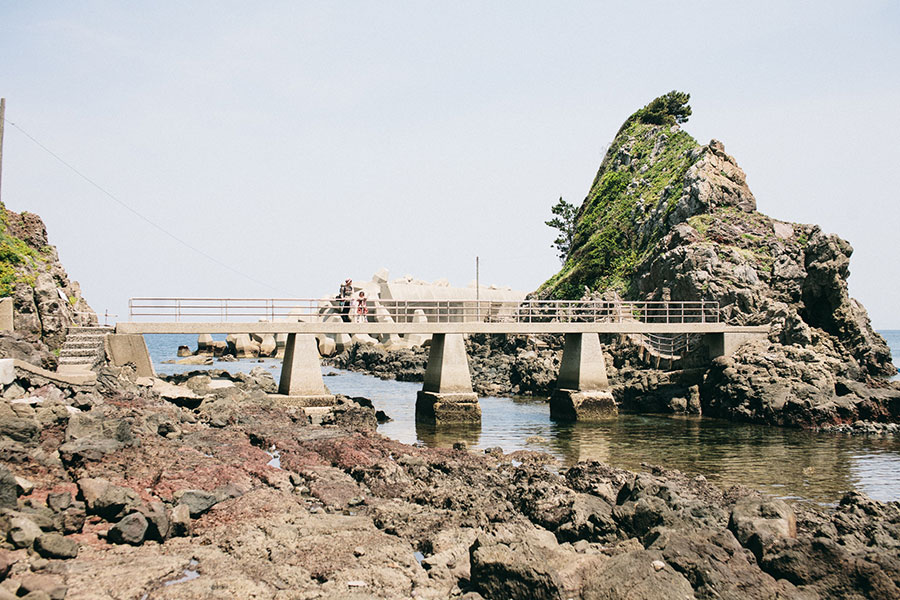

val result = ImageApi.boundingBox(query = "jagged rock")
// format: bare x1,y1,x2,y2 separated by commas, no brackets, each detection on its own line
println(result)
34,532,79,559
107,512,148,545
137,502,171,541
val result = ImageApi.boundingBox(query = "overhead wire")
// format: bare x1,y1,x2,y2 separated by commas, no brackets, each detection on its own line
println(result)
2,117,297,297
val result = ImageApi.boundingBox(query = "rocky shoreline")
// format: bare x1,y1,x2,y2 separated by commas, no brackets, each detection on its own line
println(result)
1,360,899,599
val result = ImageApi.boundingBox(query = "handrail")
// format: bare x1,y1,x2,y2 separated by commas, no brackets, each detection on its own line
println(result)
126,297,720,325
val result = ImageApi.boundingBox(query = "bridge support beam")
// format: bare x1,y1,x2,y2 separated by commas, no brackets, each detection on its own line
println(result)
276,333,335,406
705,331,768,358
550,333,616,421
416,333,480,424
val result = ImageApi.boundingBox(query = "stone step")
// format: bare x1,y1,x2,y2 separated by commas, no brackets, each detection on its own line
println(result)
68,327,114,334
58,357,96,365
62,341,105,349
60,348,102,358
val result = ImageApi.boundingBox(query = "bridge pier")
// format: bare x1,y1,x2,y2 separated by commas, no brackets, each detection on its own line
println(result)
276,333,335,406
416,333,480,424
705,331,768,358
550,333,616,421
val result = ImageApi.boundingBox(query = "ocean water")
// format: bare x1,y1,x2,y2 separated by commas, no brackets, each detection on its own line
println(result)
143,332,900,505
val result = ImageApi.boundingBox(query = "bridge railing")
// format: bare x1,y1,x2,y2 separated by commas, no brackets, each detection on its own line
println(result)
127,297,720,324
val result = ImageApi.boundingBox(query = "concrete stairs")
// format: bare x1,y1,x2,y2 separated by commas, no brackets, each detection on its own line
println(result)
58,326,114,373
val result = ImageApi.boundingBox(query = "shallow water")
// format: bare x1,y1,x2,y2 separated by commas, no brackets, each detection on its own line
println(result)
145,332,900,505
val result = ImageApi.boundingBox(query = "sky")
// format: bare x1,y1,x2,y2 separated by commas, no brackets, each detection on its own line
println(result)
1,1,899,327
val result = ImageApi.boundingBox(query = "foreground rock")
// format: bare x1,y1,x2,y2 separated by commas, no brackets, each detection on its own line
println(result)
0,365,897,599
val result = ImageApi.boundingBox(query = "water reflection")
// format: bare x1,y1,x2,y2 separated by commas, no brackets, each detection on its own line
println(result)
415,421,481,448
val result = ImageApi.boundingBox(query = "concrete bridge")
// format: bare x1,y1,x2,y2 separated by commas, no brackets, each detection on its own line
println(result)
109,297,768,423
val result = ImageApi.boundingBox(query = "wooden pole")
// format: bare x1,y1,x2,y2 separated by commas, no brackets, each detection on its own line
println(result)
0,98,5,203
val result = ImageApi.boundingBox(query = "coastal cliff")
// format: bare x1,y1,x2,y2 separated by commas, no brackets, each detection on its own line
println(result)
537,92,898,426
0,201,96,352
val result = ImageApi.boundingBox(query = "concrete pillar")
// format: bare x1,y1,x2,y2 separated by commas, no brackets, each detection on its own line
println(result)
415,333,480,424
550,333,616,421
276,333,335,406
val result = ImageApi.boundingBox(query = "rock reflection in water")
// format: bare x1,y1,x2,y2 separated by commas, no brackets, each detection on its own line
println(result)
415,421,481,449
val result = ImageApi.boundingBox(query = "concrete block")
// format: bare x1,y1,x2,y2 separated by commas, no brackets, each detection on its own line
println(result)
316,335,336,357
105,334,156,377
0,298,13,332
0,359,15,386
415,391,481,424
550,390,617,421
259,334,277,357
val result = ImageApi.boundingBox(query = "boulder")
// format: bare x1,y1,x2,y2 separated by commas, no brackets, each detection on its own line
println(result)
176,345,192,357
174,489,218,517
18,574,67,600
137,501,171,541
107,512,148,545
170,503,192,537
8,516,42,549
580,549,696,599
77,477,141,520
729,497,796,560
176,355,213,365
34,532,79,559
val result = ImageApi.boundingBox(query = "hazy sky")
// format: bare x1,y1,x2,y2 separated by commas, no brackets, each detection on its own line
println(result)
2,2,899,326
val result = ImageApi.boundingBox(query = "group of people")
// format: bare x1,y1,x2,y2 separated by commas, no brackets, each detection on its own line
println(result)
338,278,368,323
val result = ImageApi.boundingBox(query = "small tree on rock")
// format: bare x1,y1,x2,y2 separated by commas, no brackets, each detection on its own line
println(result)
546,197,577,264
635,90,692,126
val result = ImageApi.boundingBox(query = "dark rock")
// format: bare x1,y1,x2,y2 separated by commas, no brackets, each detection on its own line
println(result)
0,465,17,509
174,489,218,517
77,477,141,520
46,492,72,513
137,502,171,541
170,503,192,537
107,512,148,545
580,549,696,600
34,532,79,559
0,416,39,445
728,497,796,561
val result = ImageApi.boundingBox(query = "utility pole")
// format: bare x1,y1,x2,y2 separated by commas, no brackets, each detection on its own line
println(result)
476,256,480,321
0,98,5,203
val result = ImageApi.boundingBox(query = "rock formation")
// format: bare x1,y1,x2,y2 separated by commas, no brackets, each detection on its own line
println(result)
1,202,96,350
536,92,898,425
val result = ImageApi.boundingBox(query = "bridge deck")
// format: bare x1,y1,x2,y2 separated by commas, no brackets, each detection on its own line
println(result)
115,321,768,335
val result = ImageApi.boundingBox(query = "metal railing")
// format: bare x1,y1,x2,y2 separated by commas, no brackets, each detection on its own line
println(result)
127,297,720,324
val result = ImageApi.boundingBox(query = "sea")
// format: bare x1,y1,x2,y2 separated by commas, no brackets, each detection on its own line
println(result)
144,332,900,506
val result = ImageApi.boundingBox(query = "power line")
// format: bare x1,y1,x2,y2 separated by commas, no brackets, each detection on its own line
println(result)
3,117,296,296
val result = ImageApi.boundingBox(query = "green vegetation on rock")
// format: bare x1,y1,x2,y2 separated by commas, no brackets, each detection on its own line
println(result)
538,92,700,299
0,202,46,297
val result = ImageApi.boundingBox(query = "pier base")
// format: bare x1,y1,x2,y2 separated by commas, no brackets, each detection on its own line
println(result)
415,333,480,424
550,332,617,421
274,333,335,406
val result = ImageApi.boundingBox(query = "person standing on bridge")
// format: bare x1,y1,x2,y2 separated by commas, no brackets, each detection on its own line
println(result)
356,291,368,323
339,278,353,322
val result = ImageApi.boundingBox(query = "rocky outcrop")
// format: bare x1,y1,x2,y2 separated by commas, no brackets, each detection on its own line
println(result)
536,94,897,426
1,203,96,350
